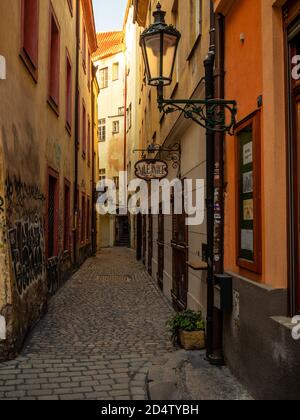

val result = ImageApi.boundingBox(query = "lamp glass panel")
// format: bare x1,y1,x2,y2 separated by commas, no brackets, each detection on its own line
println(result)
162,34,178,79
144,33,162,81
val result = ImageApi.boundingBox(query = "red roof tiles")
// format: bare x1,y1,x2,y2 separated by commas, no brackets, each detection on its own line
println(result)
93,31,124,60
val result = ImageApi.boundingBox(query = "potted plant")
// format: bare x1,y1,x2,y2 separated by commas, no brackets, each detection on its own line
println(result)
167,310,206,350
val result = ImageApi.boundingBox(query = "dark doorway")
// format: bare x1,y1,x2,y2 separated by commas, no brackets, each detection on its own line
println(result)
171,194,189,311
157,204,164,291
136,213,142,261
115,216,129,247
286,8,300,315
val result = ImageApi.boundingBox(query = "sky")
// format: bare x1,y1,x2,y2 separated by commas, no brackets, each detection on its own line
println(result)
93,0,128,33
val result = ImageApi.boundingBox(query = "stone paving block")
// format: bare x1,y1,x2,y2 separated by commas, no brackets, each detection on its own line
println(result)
0,249,174,401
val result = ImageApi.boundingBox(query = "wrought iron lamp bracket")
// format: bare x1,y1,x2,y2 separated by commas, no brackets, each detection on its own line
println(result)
157,97,237,135
133,143,181,170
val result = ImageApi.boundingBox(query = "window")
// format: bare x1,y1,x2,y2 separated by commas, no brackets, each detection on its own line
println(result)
82,23,86,70
127,103,132,130
66,51,72,131
63,181,71,252
82,101,86,157
99,119,106,142
21,0,39,79
99,169,106,181
189,0,202,47
87,118,91,166
112,62,119,81
47,169,59,258
86,198,90,241
81,194,86,243
49,8,60,111
236,111,262,274
100,67,108,89
87,49,91,89
118,107,125,116
113,121,120,134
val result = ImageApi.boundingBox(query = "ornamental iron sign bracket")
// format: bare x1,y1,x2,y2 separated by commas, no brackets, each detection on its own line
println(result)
133,143,181,170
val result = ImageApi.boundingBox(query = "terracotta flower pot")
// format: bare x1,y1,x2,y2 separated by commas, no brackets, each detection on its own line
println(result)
179,330,206,350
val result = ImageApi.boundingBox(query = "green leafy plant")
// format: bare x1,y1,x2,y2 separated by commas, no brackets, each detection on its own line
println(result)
167,310,205,343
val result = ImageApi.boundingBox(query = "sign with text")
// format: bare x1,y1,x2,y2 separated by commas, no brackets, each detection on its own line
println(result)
135,159,168,181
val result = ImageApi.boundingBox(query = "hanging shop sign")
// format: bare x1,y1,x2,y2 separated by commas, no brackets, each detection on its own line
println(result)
135,159,168,181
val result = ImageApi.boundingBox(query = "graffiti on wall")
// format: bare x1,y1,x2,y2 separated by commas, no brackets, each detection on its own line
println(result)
5,174,45,210
8,214,45,295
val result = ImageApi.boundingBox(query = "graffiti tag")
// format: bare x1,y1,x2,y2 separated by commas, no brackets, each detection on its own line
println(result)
9,215,45,294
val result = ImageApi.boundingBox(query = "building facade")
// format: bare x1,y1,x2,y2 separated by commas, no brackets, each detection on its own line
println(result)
133,0,211,312
0,0,98,361
93,31,129,248
132,0,300,399
93,2,141,250
213,0,300,400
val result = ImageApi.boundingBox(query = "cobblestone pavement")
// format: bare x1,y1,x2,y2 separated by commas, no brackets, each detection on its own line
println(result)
0,248,174,400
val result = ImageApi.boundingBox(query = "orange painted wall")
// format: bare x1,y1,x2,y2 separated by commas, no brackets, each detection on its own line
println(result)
223,0,263,282
222,0,287,289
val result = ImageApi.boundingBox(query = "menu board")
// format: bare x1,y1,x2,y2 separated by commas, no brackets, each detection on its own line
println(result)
238,124,254,261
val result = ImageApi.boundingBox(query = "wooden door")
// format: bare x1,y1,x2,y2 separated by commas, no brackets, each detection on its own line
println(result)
171,196,188,311
136,213,142,261
157,205,164,290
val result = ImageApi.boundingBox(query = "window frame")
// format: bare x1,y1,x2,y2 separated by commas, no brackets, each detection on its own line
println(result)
65,48,72,134
20,0,40,82
235,111,262,274
112,62,119,81
82,99,86,158
99,67,108,89
48,4,61,115
112,120,120,135
99,119,106,142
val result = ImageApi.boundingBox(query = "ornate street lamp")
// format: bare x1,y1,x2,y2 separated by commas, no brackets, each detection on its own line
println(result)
140,2,238,365
140,3,181,87
140,3,237,134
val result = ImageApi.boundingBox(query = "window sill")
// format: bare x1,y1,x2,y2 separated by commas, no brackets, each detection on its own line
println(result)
19,50,38,84
47,97,59,117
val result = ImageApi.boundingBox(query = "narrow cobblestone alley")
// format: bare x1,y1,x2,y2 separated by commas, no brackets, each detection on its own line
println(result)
0,248,174,400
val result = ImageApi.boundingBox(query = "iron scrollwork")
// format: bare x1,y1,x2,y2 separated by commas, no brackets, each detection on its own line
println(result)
158,98,237,135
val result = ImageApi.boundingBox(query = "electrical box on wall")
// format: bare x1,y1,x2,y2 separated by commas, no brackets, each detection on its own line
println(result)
214,274,233,313
0,55,6,80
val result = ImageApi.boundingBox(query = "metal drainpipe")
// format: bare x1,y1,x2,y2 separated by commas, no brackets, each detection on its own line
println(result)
205,0,226,365
73,0,80,267
204,49,216,362
211,12,226,365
